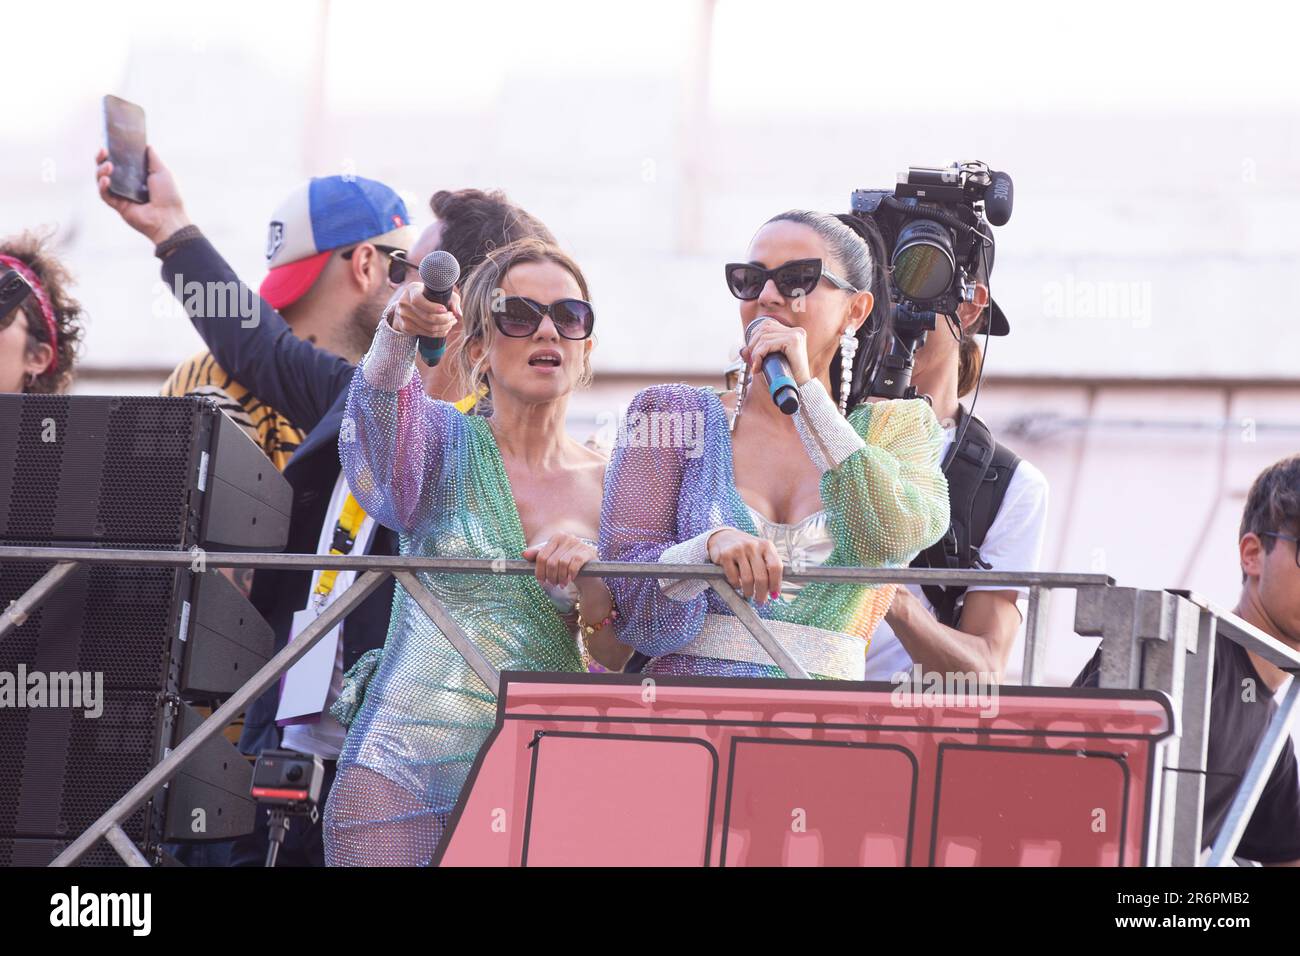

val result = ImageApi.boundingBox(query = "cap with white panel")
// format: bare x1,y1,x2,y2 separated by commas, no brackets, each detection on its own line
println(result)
259,175,418,310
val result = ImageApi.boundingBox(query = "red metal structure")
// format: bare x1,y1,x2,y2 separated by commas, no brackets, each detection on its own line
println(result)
435,673,1174,867
3,543,1290,869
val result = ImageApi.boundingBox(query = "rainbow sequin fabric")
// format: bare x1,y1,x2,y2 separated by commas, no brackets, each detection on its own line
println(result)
325,323,583,866
600,383,950,680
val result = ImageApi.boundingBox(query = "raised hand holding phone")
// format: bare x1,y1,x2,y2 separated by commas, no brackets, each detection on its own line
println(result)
95,140,192,247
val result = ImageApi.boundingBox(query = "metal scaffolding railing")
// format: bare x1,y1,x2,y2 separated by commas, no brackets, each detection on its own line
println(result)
0,544,1296,868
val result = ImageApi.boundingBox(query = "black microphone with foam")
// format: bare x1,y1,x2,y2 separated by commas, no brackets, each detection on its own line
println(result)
744,317,799,415
416,250,461,366
984,170,1014,227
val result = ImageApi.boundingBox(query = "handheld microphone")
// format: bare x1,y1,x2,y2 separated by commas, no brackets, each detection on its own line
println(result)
416,250,461,366
744,317,799,415
984,170,1014,227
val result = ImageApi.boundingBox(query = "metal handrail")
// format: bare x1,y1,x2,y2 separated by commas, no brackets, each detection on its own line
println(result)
1168,590,1300,866
1171,589,1300,672
0,543,1291,868
0,543,1111,585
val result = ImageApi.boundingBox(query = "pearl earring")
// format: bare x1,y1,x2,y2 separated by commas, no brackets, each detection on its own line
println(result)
838,330,858,416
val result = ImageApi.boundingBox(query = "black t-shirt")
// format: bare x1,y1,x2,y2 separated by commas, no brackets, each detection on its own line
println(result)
1075,637,1300,863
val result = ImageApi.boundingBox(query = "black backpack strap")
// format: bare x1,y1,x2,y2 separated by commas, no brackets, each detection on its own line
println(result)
915,410,994,622
912,407,1020,627
971,440,1021,571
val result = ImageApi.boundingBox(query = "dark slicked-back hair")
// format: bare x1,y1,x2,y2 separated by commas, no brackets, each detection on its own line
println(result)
430,188,556,285
761,210,893,415
1239,453,1300,580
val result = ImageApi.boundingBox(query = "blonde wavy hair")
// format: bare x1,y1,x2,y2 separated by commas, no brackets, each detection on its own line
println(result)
453,237,594,406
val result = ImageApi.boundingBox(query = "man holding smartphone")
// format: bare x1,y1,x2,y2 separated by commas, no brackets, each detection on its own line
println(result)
97,146,415,473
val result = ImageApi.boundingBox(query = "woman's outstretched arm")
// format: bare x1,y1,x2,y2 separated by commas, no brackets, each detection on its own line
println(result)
340,317,465,538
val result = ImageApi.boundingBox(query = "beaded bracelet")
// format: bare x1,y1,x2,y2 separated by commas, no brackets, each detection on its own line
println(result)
577,603,619,637
575,602,619,671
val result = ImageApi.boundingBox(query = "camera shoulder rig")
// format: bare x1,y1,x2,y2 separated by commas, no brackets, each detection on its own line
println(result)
911,406,1021,628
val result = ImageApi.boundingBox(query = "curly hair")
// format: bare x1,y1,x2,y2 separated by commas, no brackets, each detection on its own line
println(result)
1,229,85,393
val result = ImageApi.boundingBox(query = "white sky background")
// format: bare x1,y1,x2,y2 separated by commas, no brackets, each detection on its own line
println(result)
6,0,1300,127
2,0,1298,378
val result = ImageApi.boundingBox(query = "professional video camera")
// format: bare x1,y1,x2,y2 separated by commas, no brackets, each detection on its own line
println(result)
851,161,1013,399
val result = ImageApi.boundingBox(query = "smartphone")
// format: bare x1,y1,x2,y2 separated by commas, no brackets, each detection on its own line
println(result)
102,94,149,204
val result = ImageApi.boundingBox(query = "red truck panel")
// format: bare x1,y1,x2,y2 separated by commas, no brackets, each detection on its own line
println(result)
435,674,1173,867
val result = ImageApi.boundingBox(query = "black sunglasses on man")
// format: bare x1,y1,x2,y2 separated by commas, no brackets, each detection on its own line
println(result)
341,244,420,286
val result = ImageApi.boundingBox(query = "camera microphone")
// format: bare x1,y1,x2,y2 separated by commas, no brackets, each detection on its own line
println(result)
984,170,1014,227
417,250,461,367
744,317,799,415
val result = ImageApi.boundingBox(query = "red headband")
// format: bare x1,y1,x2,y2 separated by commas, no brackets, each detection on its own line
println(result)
0,253,59,374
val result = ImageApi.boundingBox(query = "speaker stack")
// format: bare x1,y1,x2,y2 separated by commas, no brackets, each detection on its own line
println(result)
0,394,293,865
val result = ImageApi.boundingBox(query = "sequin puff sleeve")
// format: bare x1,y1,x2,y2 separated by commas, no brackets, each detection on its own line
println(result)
599,384,733,657
793,379,950,566
339,318,467,537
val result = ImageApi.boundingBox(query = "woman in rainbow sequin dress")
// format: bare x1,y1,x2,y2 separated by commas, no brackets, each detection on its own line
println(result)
601,211,950,680
325,239,626,865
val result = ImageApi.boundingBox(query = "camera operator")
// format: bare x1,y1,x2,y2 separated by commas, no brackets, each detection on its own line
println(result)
852,166,1049,682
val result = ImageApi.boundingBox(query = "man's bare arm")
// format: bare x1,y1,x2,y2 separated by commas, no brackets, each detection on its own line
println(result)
883,588,1023,678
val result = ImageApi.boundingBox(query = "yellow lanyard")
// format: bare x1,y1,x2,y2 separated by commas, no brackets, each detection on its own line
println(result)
453,388,482,413
314,493,367,604
313,392,476,605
